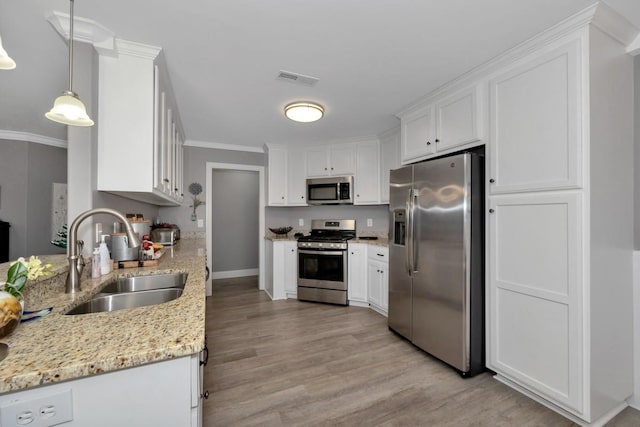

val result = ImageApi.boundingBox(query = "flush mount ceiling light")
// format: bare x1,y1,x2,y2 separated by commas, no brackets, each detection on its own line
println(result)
0,36,16,70
284,102,324,123
45,0,94,127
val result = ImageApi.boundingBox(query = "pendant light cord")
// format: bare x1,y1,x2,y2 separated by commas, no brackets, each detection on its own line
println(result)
68,0,74,93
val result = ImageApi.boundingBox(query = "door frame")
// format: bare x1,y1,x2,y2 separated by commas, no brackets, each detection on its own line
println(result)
205,162,265,296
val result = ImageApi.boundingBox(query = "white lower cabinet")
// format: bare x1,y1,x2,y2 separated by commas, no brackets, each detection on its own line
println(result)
347,244,368,304
489,192,582,411
0,356,203,427
265,239,296,300
367,247,388,315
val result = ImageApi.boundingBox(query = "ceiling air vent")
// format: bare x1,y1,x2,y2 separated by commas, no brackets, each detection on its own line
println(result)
276,70,319,87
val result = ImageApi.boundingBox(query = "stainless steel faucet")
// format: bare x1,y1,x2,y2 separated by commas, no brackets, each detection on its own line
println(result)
66,208,141,293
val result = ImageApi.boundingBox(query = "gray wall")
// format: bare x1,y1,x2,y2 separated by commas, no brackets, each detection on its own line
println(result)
211,169,259,272
266,204,389,235
158,146,264,232
0,140,67,258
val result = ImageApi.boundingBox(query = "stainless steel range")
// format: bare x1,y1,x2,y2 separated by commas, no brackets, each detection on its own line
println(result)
297,219,356,306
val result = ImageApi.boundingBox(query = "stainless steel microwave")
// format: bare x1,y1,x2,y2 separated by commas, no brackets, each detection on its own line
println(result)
306,176,354,205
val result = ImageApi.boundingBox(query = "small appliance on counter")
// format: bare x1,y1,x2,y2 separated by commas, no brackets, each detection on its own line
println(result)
151,223,181,241
151,228,177,246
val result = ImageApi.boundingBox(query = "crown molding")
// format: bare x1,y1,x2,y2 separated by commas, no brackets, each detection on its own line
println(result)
0,130,67,148
591,1,639,47
114,39,162,60
184,139,265,153
377,126,400,140
47,11,116,56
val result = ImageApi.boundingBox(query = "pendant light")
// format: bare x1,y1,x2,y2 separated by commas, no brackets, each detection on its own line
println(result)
284,102,324,123
0,36,16,70
45,0,94,127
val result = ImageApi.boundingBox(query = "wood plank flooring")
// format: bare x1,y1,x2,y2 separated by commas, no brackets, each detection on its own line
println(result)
203,276,640,426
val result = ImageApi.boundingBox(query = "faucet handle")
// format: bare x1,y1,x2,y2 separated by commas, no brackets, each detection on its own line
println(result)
77,240,85,272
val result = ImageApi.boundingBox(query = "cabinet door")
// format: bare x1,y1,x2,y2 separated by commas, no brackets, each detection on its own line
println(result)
354,141,380,204
283,241,298,296
367,260,383,308
287,148,307,206
267,147,287,205
163,109,173,195
153,66,164,193
401,104,436,163
488,39,581,194
306,147,330,177
330,144,356,175
347,244,367,303
435,84,483,152
488,192,583,413
379,129,400,204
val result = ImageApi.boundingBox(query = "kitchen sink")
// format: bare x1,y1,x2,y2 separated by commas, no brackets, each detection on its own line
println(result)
99,272,188,294
65,288,183,315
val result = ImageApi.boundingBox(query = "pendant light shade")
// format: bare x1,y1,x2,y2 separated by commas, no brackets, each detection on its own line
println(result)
0,36,16,70
46,90,94,126
284,102,324,123
46,0,94,127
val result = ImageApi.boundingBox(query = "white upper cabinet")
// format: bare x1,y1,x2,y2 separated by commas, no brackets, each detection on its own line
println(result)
354,140,380,205
287,148,308,206
400,104,436,162
98,40,184,206
399,84,484,164
306,144,356,177
265,145,287,206
488,39,580,194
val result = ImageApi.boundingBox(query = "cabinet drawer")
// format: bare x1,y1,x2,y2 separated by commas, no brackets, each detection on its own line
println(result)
367,246,388,262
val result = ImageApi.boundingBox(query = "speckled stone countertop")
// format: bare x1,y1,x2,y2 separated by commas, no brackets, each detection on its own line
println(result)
0,239,206,394
265,235,389,247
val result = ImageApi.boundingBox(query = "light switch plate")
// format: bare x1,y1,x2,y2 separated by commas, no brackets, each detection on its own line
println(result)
298,218,304,226
197,219,204,228
367,218,373,227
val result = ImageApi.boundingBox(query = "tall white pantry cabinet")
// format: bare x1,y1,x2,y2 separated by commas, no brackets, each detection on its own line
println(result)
485,5,635,425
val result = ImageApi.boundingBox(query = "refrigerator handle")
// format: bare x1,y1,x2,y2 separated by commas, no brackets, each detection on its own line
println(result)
406,189,413,275
411,190,418,273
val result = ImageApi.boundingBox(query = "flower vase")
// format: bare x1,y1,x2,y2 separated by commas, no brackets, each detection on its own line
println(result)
0,290,23,338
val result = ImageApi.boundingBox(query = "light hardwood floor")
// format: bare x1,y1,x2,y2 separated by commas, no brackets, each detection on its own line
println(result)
203,276,640,426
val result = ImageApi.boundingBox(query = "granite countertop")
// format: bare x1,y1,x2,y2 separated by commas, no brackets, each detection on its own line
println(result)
0,239,206,394
265,234,389,247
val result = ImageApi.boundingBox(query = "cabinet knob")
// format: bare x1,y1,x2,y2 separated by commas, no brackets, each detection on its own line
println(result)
435,139,440,143
281,196,285,199
324,167,328,170
357,194,360,197
377,253,384,257
163,178,169,183
489,209,495,213
291,249,295,252
426,141,431,145
489,178,495,183
331,167,334,171
301,196,304,199
201,390,210,400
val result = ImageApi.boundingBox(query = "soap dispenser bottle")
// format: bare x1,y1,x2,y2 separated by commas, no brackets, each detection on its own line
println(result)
99,235,112,275
91,248,101,278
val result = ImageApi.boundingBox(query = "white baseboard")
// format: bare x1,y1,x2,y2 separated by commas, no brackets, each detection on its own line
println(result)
211,268,259,279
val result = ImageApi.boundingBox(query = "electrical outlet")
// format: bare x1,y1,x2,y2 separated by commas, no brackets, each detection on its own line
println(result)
367,218,373,227
197,219,204,228
298,218,304,226
0,389,73,427
95,223,103,243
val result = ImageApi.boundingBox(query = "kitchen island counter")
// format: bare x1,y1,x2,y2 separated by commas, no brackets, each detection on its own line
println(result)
0,239,206,394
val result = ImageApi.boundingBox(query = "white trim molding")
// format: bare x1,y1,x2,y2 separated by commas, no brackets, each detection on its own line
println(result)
185,139,265,153
0,130,67,148
630,251,640,410
211,268,260,280
47,11,117,56
205,162,265,296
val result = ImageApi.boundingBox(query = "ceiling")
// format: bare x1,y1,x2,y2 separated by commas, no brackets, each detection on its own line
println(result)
1,0,639,150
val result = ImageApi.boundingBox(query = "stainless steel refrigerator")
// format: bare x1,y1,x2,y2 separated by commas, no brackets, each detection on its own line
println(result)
388,149,484,377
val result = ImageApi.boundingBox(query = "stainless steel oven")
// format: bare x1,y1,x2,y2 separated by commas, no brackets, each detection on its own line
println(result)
297,219,356,306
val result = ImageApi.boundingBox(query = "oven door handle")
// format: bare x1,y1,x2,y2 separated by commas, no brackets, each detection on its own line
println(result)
298,249,346,256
